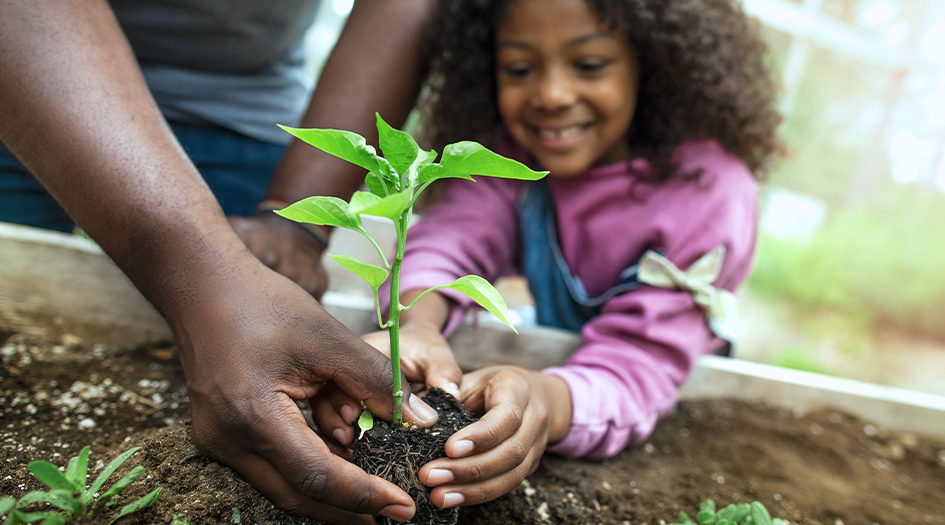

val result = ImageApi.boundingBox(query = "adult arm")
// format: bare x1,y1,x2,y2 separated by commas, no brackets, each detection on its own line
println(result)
230,0,438,298
0,1,435,522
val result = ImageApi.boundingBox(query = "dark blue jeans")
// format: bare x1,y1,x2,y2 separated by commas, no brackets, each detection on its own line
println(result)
0,122,286,232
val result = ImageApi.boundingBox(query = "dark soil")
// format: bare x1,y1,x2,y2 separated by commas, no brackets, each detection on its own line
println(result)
353,388,478,525
2,333,944,525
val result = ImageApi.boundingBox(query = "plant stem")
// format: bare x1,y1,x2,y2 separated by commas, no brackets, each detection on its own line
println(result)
388,212,408,426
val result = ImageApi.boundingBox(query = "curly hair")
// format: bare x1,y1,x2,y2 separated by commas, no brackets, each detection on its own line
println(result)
418,0,783,180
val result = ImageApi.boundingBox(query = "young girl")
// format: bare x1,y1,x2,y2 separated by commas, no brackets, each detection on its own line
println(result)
321,0,782,512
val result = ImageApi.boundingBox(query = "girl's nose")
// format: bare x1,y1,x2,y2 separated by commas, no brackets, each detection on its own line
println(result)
531,68,576,110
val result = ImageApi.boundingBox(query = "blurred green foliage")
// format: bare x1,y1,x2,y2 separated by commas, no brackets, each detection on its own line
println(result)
747,187,945,341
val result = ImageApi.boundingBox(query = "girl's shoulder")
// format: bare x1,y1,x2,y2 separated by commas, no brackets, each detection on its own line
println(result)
673,139,757,195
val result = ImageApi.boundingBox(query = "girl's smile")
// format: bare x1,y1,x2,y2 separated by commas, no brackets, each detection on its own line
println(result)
496,0,639,177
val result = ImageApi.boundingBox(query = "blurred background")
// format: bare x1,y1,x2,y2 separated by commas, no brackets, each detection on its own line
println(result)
307,0,945,396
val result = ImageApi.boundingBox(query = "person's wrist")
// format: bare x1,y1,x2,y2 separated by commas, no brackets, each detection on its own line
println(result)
537,372,573,443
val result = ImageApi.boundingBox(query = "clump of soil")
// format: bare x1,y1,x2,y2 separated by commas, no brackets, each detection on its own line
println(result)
2,332,945,525
353,388,478,525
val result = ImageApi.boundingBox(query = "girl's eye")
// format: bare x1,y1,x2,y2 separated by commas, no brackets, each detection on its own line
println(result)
575,61,607,73
502,65,533,77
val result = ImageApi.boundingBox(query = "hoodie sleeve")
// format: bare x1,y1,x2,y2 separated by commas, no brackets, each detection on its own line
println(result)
545,143,758,458
389,176,523,334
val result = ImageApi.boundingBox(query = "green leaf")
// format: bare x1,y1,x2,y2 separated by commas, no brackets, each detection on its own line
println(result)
717,504,736,521
426,141,547,183
349,190,412,221
376,113,419,175
65,447,90,492
279,125,386,175
365,171,395,197
274,196,362,230
15,491,75,514
697,510,715,524
8,509,65,524
1,496,15,515
431,276,517,333
84,447,140,506
749,502,773,525
110,487,161,524
39,516,66,525
231,507,242,524
733,503,751,521
97,466,145,506
329,255,389,292
27,462,72,492
357,410,374,440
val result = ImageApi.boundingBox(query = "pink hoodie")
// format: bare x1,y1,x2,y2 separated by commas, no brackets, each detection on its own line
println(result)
396,139,758,458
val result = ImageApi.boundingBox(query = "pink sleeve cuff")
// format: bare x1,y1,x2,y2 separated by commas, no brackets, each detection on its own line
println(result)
542,366,665,459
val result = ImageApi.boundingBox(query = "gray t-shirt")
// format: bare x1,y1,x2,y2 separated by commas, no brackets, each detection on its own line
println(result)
110,0,321,144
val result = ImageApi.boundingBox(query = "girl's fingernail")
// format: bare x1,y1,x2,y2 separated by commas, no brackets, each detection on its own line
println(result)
379,504,414,522
340,404,358,424
452,439,474,457
445,382,460,397
442,492,465,508
409,394,438,423
426,468,454,485
332,428,348,445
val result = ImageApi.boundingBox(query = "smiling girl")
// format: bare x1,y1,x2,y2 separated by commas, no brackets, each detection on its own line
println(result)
326,0,783,511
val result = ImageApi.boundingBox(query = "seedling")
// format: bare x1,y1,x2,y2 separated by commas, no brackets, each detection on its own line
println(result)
277,114,547,424
0,446,162,524
670,499,789,525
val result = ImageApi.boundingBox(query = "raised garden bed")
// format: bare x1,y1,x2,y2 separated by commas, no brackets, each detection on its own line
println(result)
2,222,945,524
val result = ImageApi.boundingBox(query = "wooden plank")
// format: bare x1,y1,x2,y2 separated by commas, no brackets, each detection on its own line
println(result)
0,222,172,345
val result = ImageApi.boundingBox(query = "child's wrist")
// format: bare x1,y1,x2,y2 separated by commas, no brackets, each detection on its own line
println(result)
539,373,573,443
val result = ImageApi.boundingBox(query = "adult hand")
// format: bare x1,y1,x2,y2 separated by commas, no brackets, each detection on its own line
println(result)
313,323,462,450
178,260,441,524
229,213,330,299
416,366,573,509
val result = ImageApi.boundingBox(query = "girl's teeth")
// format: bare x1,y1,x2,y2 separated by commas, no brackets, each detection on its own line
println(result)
539,126,583,139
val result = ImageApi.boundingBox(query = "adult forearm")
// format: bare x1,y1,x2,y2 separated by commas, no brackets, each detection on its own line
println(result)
0,0,246,318
266,0,438,203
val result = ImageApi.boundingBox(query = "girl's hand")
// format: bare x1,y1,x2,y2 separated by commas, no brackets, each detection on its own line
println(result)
417,366,573,508
361,323,463,398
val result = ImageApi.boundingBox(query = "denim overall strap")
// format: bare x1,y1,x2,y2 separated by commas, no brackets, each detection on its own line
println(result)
517,179,642,333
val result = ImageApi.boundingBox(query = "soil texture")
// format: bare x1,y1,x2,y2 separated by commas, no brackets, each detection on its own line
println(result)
2,333,944,525
353,388,477,525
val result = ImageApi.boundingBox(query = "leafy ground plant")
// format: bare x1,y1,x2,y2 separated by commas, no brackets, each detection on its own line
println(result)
277,113,546,424
0,446,161,524
670,499,788,525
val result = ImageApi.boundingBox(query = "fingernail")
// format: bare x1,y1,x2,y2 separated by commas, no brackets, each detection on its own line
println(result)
340,404,358,424
445,382,460,398
442,492,465,509
452,439,474,458
379,504,414,522
425,468,454,485
332,428,348,445
408,394,438,423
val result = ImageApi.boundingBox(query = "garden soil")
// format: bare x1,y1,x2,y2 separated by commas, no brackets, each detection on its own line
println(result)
2,333,944,525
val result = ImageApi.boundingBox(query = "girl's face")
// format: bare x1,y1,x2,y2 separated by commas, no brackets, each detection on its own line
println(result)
496,0,638,177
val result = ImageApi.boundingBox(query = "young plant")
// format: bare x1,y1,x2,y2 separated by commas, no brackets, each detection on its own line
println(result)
277,113,547,424
670,499,789,525
0,446,162,525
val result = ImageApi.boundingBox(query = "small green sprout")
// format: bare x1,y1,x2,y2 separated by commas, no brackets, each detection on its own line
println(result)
277,114,547,425
0,446,162,525
670,499,789,525
357,409,374,439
